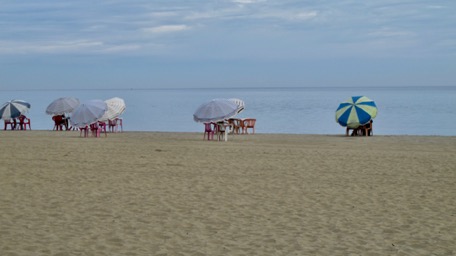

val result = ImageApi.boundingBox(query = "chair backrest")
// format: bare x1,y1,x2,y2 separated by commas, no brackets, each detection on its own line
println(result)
90,123,99,130
18,115,26,123
52,115,63,124
108,119,117,126
244,118,256,127
204,122,214,132
228,118,241,126
217,122,226,132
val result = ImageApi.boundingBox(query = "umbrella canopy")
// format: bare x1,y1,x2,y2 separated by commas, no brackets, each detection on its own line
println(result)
70,100,107,127
99,97,126,121
0,100,31,120
45,97,80,115
193,99,239,123
228,98,245,114
336,96,377,128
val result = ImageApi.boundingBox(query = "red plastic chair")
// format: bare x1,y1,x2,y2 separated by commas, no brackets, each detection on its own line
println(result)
98,121,107,137
228,118,242,134
108,119,116,132
79,126,89,137
4,119,16,130
52,115,64,131
203,122,215,140
90,123,100,137
108,118,123,133
242,118,256,134
17,115,31,130
116,118,123,132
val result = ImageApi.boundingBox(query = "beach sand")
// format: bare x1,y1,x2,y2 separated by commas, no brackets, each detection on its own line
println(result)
1,131,455,255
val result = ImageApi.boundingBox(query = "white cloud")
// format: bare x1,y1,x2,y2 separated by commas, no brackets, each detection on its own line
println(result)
143,25,190,33
258,10,318,21
0,40,104,54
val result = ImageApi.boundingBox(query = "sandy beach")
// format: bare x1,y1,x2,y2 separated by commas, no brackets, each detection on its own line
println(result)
1,131,455,255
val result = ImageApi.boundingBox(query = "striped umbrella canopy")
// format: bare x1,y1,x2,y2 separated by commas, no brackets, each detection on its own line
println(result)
193,98,239,123
69,100,107,127
45,97,80,115
228,98,245,114
0,100,31,120
99,97,126,121
336,96,377,128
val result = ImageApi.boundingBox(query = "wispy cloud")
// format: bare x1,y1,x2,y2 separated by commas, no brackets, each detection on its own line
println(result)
142,25,190,34
0,0,454,59
0,40,104,54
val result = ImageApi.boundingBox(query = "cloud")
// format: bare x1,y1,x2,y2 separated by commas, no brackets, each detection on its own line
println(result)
0,40,104,54
143,25,190,33
256,10,318,21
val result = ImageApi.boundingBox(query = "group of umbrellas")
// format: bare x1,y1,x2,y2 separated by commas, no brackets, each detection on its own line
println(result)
194,96,378,132
46,97,126,127
0,97,126,128
2,95,375,133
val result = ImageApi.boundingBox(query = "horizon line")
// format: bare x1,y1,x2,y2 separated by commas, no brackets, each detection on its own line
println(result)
1,85,455,92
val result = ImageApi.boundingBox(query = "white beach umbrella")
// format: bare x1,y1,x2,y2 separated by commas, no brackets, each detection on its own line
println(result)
99,97,126,121
45,97,80,115
0,100,31,120
70,100,107,127
228,98,245,114
193,98,239,123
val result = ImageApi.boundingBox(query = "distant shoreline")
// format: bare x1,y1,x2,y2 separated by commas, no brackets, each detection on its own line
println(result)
1,130,455,137
1,85,455,92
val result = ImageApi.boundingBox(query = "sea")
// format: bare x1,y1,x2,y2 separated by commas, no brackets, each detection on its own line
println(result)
1,86,455,136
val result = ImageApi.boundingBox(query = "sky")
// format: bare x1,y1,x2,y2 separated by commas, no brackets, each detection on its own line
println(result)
0,0,455,90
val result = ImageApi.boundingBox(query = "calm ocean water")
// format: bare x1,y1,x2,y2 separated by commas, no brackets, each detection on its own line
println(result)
1,87,455,136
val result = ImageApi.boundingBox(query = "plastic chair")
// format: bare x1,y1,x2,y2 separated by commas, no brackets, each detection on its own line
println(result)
216,122,227,141
108,119,116,132
116,118,123,132
79,126,89,137
52,115,64,131
203,122,215,140
228,118,242,134
89,123,104,137
108,118,123,133
4,119,16,130
242,118,256,134
362,120,373,136
98,121,107,137
17,115,31,130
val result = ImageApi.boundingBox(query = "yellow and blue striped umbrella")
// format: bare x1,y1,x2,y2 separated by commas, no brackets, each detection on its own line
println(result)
336,96,377,128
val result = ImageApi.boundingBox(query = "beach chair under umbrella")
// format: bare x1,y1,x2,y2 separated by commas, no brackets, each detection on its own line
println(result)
70,100,107,128
45,97,80,115
194,99,239,141
336,96,377,135
0,100,31,120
